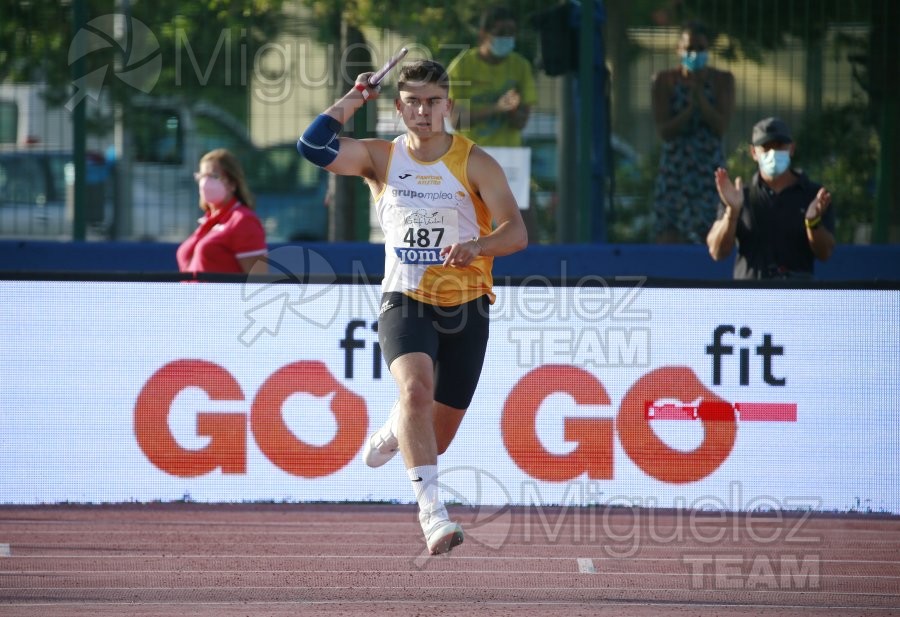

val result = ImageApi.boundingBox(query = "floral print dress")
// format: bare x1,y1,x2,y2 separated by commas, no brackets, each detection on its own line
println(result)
653,79,726,243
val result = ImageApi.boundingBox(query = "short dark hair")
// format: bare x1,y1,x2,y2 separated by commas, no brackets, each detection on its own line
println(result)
397,60,450,92
480,6,516,32
682,20,712,42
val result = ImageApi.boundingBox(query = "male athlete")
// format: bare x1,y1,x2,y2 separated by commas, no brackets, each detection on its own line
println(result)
298,60,527,555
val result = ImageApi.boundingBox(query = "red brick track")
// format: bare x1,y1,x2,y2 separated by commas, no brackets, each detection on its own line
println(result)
1,504,898,616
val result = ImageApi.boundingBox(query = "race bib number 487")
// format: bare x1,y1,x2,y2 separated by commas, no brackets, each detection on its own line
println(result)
389,207,460,265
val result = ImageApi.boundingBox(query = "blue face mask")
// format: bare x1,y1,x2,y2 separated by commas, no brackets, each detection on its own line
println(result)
680,50,708,72
757,148,792,178
490,36,515,58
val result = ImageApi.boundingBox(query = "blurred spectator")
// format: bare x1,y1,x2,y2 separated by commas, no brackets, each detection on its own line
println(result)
707,117,836,279
176,148,267,274
447,5,537,147
651,21,735,244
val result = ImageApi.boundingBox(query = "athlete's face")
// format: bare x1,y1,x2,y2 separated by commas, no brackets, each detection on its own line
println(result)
396,82,451,136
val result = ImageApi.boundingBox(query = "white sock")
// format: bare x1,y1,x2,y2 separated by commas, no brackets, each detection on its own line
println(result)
407,465,442,514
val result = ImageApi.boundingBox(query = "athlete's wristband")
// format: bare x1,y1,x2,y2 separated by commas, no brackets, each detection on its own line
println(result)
355,82,374,101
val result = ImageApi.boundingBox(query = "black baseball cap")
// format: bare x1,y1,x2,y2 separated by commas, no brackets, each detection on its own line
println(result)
751,117,793,146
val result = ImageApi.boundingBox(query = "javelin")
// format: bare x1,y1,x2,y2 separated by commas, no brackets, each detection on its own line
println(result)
369,47,409,87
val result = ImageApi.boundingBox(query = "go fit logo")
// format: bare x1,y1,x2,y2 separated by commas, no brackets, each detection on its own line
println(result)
135,360,793,483
135,360,367,478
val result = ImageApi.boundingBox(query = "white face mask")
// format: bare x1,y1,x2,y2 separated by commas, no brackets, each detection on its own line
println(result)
757,148,791,177
199,176,228,205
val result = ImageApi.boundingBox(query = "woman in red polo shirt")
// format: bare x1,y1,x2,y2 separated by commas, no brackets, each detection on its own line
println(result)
177,148,268,273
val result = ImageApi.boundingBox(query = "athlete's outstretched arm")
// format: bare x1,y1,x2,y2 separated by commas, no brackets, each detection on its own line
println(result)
297,73,388,182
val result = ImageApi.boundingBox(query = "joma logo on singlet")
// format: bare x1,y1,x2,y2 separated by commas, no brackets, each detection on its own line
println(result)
394,247,442,264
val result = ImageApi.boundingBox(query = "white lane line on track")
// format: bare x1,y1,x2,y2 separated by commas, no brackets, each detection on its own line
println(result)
3,569,899,580
3,600,900,611
7,554,900,565
576,558,596,574
4,521,900,536
2,585,899,598
2,601,900,613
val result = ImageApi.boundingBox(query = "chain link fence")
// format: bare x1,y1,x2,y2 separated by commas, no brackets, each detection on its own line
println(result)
0,0,894,244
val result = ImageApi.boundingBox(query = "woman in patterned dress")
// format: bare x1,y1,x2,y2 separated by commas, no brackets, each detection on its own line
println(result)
651,22,735,244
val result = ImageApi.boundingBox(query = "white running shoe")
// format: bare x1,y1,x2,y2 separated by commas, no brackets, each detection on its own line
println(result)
363,401,400,468
419,506,464,556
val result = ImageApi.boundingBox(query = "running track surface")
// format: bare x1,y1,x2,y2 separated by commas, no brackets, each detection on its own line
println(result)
1,504,898,616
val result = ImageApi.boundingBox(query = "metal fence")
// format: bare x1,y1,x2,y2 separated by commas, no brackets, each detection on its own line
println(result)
603,0,893,245
0,0,895,245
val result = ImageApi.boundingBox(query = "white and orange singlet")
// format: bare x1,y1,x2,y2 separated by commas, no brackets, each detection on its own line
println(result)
374,133,495,307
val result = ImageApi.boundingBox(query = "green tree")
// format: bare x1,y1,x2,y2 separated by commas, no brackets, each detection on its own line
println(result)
0,0,289,122
299,0,550,68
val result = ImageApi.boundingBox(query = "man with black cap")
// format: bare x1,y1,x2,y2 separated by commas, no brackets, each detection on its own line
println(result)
706,116,835,279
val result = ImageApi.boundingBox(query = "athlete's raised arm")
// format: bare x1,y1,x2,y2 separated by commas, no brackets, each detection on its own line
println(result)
297,73,391,183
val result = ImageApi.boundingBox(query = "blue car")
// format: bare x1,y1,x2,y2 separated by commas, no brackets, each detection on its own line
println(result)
0,149,110,239
248,142,329,242
0,144,328,243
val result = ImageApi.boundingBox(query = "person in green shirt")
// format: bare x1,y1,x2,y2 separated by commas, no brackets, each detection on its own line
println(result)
447,6,537,147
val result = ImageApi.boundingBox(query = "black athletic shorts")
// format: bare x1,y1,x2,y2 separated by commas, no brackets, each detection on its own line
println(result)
378,291,490,410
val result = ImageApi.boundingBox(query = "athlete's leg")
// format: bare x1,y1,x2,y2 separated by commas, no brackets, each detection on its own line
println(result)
433,403,466,455
430,295,490,456
390,351,463,554
365,292,438,468
389,351,438,469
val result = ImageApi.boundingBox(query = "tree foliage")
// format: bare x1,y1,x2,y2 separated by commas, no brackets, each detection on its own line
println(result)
639,0,872,58
299,0,550,67
0,0,289,119
657,0,894,120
